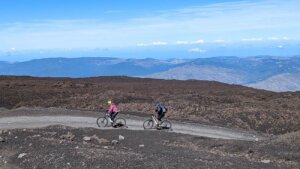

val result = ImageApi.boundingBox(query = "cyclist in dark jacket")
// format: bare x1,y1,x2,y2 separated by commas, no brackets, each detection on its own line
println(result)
155,102,168,126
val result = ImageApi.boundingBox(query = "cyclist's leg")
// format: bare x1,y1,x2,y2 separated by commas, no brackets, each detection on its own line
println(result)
108,113,113,123
157,112,165,126
111,112,119,121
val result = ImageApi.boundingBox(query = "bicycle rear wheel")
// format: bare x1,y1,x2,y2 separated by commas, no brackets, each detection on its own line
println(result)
143,119,154,129
114,118,126,126
96,117,108,127
160,120,172,129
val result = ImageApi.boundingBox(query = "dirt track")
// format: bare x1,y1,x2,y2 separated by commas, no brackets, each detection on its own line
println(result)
0,107,263,141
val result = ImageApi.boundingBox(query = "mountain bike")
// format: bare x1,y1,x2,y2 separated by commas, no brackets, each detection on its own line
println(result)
96,113,126,127
143,115,172,130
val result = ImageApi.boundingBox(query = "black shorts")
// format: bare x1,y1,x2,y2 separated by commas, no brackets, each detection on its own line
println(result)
157,112,165,121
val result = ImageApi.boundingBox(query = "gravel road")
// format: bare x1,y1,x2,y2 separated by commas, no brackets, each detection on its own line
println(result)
0,107,264,141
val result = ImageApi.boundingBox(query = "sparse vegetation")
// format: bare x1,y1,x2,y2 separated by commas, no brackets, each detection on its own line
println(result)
1,76,300,134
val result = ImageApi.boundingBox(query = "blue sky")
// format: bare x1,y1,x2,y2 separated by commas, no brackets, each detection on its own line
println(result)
0,0,300,61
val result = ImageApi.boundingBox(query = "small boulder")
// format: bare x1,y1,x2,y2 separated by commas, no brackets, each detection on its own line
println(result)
60,132,75,141
139,144,145,148
261,159,271,164
18,153,27,159
97,138,109,144
83,136,91,141
0,137,4,142
91,135,109,144
118,135,125,141
247,149,254,154
111,140,119,145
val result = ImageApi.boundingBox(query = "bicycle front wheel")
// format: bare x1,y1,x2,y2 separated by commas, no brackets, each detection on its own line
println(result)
143,119,154,129
115,118,126,126
96,117,108,127
161,120,172,129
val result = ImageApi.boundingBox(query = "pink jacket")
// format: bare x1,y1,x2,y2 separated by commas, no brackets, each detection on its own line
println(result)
108,104,118,113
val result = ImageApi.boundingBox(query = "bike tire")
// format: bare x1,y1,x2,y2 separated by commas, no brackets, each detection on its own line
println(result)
114,118,126,126
143,119,154,129
96,117,108,127
161,120,172,129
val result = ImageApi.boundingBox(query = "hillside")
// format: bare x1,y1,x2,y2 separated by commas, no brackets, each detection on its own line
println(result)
247,73,300,92
1,56,300,92
147,64,247,84
1,76,300,134
147,56,300,91
0,57,178,77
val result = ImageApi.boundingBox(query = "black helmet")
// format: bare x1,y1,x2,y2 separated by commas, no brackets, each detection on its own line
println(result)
155,102,161,107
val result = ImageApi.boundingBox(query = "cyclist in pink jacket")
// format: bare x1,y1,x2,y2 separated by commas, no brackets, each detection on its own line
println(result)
107,100,119,124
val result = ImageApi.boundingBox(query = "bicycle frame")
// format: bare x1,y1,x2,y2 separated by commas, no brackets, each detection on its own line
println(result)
151,115,159,125
97,112,126,128
106,112,118,122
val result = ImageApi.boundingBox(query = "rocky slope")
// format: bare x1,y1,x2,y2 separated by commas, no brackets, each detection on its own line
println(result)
0,126,299,169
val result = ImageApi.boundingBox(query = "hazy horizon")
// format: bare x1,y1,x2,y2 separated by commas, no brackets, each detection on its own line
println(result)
1,50,300,63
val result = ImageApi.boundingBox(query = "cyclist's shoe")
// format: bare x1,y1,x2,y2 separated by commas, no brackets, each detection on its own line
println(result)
156,126,162,130
156,123,161,129
108,118,113,123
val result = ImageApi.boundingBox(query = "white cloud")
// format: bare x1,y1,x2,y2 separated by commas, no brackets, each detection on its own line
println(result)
268,37,280,40
282,36,289,40
151,41,168,46
175,39,205,45
176,40,189,45
267,37,290,41
188,48,206,53
191,39,205,44
136,41,167,47
241,38,263,42
213,39,226,43
136,43,149,47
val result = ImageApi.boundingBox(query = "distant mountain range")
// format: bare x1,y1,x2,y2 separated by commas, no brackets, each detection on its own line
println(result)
1,56,300,92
